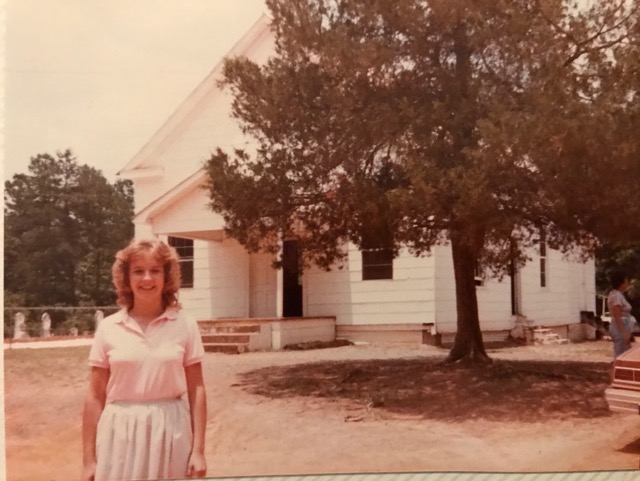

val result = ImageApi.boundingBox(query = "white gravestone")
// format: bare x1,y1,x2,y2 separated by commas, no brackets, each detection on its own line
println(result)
41,312,52,337
13,312,27,339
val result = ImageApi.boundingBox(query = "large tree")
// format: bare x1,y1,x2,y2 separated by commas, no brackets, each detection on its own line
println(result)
4,150,134,307
205,0,639,363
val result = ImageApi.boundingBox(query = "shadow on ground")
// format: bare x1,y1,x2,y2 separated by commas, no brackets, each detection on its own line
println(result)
236,355,613,422
618,437,640,455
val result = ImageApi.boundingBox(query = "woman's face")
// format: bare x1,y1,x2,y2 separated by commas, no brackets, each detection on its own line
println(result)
128,251,165,305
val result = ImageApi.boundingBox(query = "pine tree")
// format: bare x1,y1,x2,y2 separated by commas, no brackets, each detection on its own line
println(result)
4,150,134,307
205,0,639,363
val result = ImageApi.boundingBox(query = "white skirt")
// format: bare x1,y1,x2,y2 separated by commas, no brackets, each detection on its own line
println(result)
95,398,192,481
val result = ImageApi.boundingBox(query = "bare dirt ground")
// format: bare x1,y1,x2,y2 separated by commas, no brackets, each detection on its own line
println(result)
5,340,640,480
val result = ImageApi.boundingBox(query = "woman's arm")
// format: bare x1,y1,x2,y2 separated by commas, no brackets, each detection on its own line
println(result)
185,362,207,478
81,367,109,481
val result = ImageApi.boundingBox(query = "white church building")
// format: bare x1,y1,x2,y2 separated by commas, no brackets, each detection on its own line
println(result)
118,14,596,350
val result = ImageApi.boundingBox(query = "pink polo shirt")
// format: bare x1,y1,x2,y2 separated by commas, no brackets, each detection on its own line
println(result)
88,308,204,404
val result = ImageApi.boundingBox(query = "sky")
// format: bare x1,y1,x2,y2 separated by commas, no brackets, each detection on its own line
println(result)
4,0,267,183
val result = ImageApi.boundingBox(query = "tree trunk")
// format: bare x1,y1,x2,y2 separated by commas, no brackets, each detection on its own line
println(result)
441,22,491,364
444,231,491,364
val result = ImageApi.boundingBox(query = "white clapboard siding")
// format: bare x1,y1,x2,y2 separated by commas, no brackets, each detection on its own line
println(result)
304,245,437,326
129,21,275,212
303,265,352,320
476,280,515,331
435,243,595,333
433,245,458,333
203,238,251,318
249,251,277,318
574,259,597,311
173,239,278,321
519,249,596,325
132,85,246,212
153,187,225,234
177,239,212,320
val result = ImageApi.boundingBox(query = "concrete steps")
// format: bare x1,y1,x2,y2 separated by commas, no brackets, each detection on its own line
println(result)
198,320,261,354
532,327,569,345
201,334,251,344
203,342,250,354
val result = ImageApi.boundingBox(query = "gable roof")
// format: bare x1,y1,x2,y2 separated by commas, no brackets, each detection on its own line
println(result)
118,13,272,177
133,168,208,223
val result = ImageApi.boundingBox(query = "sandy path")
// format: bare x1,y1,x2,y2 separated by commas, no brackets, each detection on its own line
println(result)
5,342,640,480
202,344,640,476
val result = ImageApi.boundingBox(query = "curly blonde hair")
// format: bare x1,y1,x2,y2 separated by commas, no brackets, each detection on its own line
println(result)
112,238,182,310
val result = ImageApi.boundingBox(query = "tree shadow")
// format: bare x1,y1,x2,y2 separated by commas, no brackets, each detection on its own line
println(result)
618,437,640,455
236,356,613,422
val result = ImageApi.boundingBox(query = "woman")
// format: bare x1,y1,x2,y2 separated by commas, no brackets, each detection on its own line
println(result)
82,239,207,481
607,269,634,359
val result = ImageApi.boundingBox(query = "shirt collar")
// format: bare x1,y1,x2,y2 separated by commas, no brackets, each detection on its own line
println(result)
114,307,179,324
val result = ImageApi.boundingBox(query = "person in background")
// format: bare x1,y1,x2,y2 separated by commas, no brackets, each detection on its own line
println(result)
81,238,207,481
608,269,634,361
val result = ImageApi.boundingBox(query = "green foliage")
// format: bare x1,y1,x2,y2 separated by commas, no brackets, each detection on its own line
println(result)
597,243,640,293
596,243,640,319
208,0,639,268
4,150,134,308
56,312,93,335
205,0,639,360
4,290,25,308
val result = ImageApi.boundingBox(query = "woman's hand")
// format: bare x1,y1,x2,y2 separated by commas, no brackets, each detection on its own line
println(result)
185,362,207,478
611,305,631,345
187,452,207,478
80,461,96,481
82,367,108,481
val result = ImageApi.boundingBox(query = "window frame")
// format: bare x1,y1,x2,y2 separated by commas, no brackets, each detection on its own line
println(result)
168,236,194,289
361,246,394,281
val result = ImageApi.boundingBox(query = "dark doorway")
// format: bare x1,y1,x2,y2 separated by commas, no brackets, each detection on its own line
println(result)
282,240,303,317
509,240,522,316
